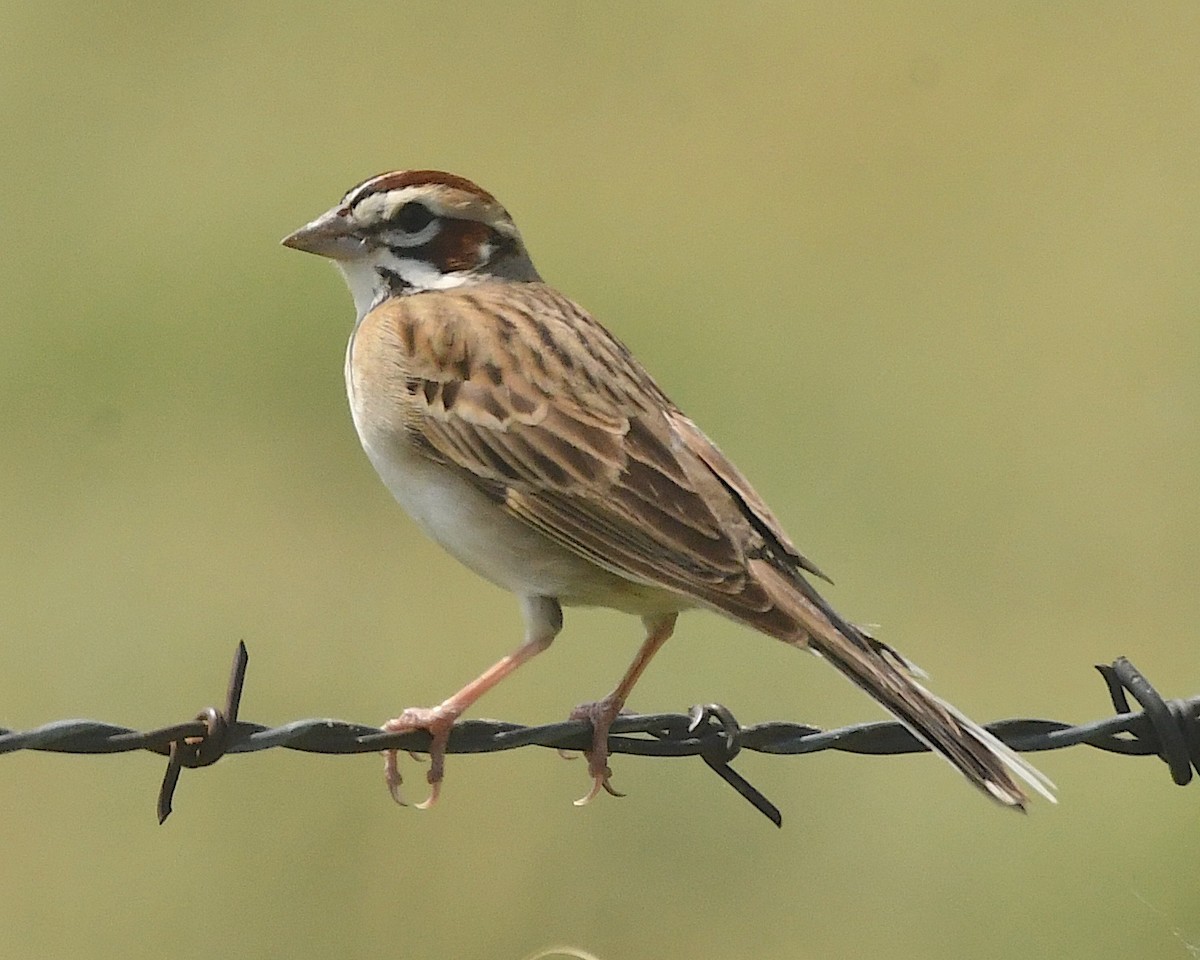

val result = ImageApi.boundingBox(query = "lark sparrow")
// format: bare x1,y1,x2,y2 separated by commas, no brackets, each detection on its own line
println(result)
282,170,1054,810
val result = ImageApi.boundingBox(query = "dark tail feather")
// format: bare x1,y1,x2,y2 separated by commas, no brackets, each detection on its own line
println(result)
810,632,1055,808
748,560,1055,808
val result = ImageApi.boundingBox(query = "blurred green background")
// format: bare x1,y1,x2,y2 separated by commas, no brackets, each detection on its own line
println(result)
1,3,1198,958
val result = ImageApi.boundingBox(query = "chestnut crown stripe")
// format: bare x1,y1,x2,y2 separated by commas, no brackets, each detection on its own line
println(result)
345,169,499,208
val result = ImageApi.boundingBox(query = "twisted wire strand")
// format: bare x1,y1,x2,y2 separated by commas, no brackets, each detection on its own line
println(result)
1,643,1195,826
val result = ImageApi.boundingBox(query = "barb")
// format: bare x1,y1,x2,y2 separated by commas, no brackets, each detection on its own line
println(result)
1,646,1196,827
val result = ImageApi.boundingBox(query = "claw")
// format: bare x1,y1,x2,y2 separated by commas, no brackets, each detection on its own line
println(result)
379,705,456,809
416,741,447,809
573,764,626,806
573,776,603,807
573,772,628,801
568,697,630,805
384,749,407,806
415,778,442,811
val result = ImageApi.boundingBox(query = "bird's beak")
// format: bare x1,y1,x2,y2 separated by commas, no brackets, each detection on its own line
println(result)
280,206,367,259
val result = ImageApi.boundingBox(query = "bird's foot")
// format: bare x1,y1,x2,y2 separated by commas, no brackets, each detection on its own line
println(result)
380,704,458,809
568,697,628,805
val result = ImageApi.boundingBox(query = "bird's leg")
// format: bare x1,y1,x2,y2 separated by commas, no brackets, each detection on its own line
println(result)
570,612,677,805
382,595,562,809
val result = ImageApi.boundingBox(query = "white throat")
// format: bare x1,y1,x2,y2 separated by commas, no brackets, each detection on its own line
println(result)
335,256,473,321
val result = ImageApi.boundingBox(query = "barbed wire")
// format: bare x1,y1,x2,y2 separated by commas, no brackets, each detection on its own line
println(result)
1,643,1196,827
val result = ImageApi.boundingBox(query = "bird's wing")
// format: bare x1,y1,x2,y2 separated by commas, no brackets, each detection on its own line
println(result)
369,282,823,625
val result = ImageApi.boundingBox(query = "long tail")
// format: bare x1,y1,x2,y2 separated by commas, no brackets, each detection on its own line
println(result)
751,562,1055,809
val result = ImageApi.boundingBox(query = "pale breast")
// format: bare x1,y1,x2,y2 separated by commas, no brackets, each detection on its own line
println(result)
344,310,685,617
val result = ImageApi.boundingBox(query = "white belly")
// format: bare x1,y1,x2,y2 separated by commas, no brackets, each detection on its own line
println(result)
362,428,593,596
345,339,684,616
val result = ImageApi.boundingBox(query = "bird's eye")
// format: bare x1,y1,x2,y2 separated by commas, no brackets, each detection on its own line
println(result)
394,202,435,234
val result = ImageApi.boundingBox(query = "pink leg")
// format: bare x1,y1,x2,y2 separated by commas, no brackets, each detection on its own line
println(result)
570,612,677,805
382,596,560,808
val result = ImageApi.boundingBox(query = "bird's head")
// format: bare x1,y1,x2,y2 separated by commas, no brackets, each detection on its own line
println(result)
282,170,540,318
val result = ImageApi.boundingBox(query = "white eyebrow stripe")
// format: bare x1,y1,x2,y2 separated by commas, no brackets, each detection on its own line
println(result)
348,182,509,235
350,187,438,226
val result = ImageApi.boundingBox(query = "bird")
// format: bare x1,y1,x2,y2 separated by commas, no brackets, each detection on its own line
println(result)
281,169,1054,811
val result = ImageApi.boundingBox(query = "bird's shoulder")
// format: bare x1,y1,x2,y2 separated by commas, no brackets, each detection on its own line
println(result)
356,281,827,591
